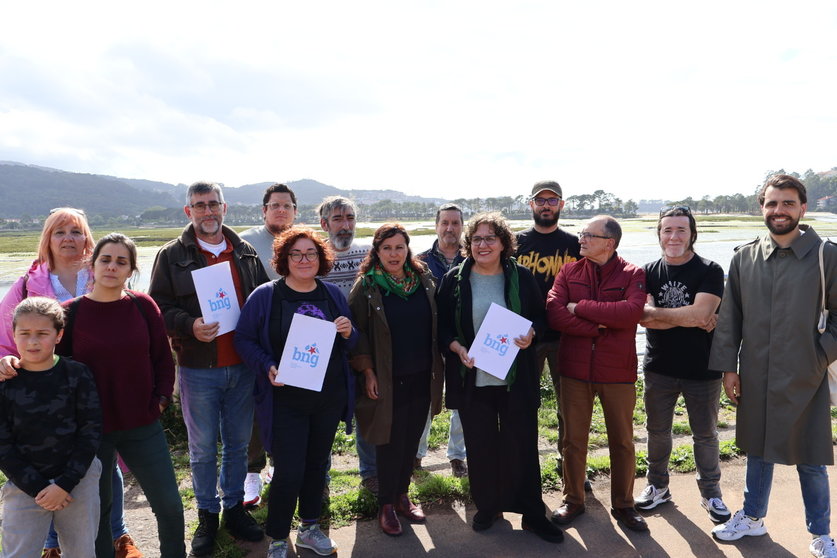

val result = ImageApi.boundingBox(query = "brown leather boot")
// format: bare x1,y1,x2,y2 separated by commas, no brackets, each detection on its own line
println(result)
378,504,403,536
395,493,426,523
113,534,143,558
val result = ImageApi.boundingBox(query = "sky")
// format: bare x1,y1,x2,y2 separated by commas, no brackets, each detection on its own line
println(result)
1,1,836,203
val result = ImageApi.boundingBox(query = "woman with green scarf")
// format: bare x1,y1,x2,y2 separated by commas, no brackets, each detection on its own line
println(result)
437,212,563,543
348,223,444,537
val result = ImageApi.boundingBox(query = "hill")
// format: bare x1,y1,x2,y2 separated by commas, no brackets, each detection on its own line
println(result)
0,162,445,219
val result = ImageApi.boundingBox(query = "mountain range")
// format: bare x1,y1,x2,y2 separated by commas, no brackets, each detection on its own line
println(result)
0,161,446,219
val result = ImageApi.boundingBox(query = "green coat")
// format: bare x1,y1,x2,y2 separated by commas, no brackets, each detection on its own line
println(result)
347,269,444,445
709,225,837,465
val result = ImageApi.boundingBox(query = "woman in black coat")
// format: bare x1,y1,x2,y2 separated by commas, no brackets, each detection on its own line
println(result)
436,211,563,543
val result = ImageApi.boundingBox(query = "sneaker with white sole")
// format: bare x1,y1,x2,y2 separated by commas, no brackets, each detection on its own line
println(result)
267,538,288,558
701,497,732,523
243,472,262,508
296,524,337,556
811,535,837,558
712,509,767,541
635,484,671,510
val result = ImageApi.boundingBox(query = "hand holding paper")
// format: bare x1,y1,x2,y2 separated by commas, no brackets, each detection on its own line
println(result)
467,303,532,380
334,315,352,339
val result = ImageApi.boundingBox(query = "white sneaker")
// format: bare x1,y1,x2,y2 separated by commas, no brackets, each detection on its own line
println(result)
296,524,337,556
811,535,837,558
712,509,767,541
634,484,671,510
701,497,732,523
262,465,274,484
243,472,263,508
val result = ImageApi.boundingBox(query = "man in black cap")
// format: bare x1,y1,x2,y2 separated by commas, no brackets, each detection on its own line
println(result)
515,181,581,478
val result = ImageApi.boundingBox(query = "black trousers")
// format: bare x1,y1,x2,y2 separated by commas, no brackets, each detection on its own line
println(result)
458,385,545,519
376,373,431,506
266,393,343,539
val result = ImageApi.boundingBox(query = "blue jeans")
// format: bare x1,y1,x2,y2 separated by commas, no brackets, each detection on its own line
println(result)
743,454,831,535
644,372,722,498
180,363,256,512
44,465,127,549
356,420,378,479
416,409,467,461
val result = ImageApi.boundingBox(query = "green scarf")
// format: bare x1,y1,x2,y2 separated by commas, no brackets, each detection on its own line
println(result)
453,257,522,387
364,262,420,300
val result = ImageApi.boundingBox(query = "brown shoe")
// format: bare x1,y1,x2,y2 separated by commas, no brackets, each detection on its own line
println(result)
551,501,585,525
41,549,61,558
378,504,403,536
450,459,468,478
611,507,649,532
413,457,423,470
360,476,379,496
395,493,426,523
114,534,143,558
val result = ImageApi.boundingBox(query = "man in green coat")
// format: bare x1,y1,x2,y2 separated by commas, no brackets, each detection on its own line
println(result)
709,174,837,558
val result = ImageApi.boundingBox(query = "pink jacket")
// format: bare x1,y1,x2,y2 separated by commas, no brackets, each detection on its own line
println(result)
546,254,646,384
0,261,92,357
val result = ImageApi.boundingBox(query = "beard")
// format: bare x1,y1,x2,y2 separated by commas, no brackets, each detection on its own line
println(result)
330,229,354,251
532,207,559,228
765,214,800,236
266,222,290,236
197,216,221,236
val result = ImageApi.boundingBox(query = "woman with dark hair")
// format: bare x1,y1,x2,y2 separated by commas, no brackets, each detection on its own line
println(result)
53,233,184,557
437,212,563,543
235,227,358,558
348,223,444,536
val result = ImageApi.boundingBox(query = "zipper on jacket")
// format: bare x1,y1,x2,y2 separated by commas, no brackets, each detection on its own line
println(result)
589,339,596,382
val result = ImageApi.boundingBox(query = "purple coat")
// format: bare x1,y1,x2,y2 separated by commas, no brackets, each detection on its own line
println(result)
234,279,358,449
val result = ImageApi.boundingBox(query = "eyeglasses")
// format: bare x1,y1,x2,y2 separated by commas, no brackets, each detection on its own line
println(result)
471,235,498,246
265,202,296,211
190,201,223,212
532,197,562,206
289,250,319,263
659,205,692,218
577,232,612,240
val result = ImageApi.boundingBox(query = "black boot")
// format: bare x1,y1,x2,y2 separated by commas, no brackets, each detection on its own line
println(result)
191,509,219,556
223,501,264,542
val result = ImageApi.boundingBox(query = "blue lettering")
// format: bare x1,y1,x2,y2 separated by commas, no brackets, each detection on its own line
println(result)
208,297,232,311
497,344,508,357
483,333,494,347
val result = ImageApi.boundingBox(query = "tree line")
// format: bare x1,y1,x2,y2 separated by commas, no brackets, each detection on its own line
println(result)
2,167,835,230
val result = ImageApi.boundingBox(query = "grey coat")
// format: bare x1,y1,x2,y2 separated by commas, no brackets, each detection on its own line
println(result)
348,269,444,445
709,225,837,465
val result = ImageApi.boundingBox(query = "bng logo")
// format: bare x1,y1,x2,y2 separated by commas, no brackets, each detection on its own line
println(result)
482,333,510,356
292,343,320,368
208,288,232,311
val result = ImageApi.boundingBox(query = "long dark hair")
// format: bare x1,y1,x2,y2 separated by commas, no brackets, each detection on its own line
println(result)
359,223,426,275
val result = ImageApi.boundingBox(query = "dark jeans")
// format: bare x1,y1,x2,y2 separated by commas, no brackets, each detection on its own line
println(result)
376,373,431,506
96,421,185,558
266,393,343,540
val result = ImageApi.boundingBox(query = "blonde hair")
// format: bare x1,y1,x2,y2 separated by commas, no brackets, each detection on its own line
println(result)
37,208,94,270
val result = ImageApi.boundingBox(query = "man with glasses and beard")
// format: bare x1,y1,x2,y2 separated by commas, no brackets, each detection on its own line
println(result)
316,196,379,494
709,175,837,557
634,206,730,524
515,181,580,482
149,181,269,555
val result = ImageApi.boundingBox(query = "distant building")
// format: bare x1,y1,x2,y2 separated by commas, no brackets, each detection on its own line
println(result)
817,196,837,210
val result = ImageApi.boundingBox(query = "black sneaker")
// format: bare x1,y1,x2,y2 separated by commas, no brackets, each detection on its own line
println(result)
223,502,265,542
191,509,219,556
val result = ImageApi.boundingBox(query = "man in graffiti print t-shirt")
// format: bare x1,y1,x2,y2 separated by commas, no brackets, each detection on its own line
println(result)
515,180,580,463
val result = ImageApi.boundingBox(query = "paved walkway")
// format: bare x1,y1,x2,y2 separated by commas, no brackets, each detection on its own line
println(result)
323,453,836,558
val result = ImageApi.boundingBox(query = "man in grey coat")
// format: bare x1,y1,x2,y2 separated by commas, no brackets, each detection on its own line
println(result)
709,174,837,558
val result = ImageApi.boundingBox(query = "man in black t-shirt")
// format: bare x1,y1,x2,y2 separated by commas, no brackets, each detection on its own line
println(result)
634,206,730,524
515,180,580,464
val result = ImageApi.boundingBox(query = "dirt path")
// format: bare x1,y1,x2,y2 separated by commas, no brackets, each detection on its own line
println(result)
118,421,739,556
